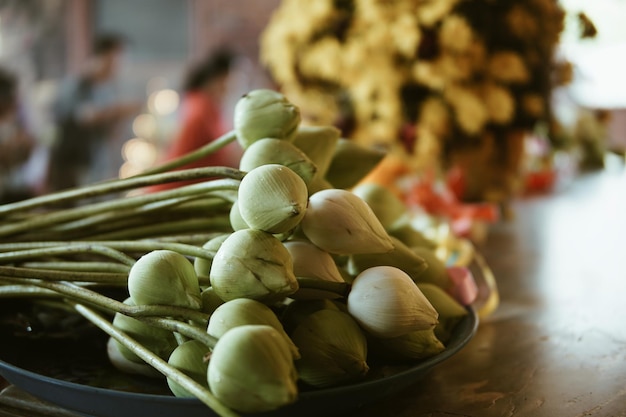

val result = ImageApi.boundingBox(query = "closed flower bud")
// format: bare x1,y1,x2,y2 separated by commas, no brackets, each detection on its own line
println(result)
284,240,345,299
411,247,452,289
347,266,438,338
291,309,369,388
348,236,428,281
417,283,468,342
111,298,178,365
128,250,201,310
228,200,249,231
238,164,308,234
193,234,230,278
208,298,299,358
234,89,301,149
369,328,445,362
200,287,225,314
301,189,394,255
325,139,386,189
389,223,437,250
292,125,341,179
280,298,342,334
208,325,298,413
167,340,210,397
351,182,409,230
210,229,298,302
239,138,317,185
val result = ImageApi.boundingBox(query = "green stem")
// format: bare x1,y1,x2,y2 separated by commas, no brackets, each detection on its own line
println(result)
138,316,218,349
72,303,238,417
86,216,231,241
137,130,237,176
0,165,243,218
19,261,130,273
0,244,136,266
0,284,58,298
0,265,128,284
0,277,209,322
0,240,220,262
0,179,241,239
295,278,351,298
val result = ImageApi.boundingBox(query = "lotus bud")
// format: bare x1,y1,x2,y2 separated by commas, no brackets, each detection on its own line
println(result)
417,283,468,342
280,298,341,333
347,266,438,338
238,164,308,234
283,240,345,299
351,183,409,230
167,340,210,397
193,234,230,278
106,337,161,378
200,287,225,314
208,324,298,413
207,298,299,358
301,189,394,255
210,229,298,302
239,138,317,185
292,125,341,179
389,223,437,250
411,247,452,289
291,309,369,388
111,298,178,365
325,139,386,189
234,89,301,149
228,200,249,231
307,175,334,195
128,250,201,310
348,236,428,281
369,328,445,362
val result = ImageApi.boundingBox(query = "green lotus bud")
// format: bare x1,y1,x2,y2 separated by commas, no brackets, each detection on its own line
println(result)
111,298,178,365
228,200,249,231
301,189,394,255
210,229,298,302
417,283,468,342
291,309,369,388
238,164,308,234
307,175,334,195
388,223,437,250
347,266,438,338
167,340,210,397
234,89,301,149
280,298,341,333
239,138,317,185
200,286,225,314
193,234,230,278
106,337,161,378
208,324,298,413
284,240,345,299
292,125,341,179
351,182,409,230
369,328,445,362
411,247,451,289
325,139,386,189
207,298,299,358
348,236,428,281
128,250,201,309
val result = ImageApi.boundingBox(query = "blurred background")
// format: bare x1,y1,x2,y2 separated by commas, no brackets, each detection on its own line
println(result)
0,0,625,205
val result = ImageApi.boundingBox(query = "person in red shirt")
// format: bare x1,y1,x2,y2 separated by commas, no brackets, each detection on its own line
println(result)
153,48,242,191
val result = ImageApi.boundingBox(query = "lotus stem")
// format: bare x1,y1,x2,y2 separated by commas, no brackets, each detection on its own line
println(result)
0,244,136,267
296,278,351,297
73,303,238,417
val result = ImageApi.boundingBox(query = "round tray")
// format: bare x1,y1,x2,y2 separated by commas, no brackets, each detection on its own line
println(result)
0,305,477,417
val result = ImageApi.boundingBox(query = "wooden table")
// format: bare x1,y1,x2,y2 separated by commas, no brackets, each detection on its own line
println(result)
2,167,626,417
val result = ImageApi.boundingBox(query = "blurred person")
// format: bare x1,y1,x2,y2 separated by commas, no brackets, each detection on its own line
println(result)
150,48,242,192
0,67,36,203
46,33,141,192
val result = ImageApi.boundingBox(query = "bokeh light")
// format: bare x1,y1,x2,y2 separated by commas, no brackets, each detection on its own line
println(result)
148,89,180,116
132,113,158,139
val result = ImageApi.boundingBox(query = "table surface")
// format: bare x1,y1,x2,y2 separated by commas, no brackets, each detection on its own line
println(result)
2,167,626,417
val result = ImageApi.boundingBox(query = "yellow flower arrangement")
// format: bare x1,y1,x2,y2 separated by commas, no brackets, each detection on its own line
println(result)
261,0,570,202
